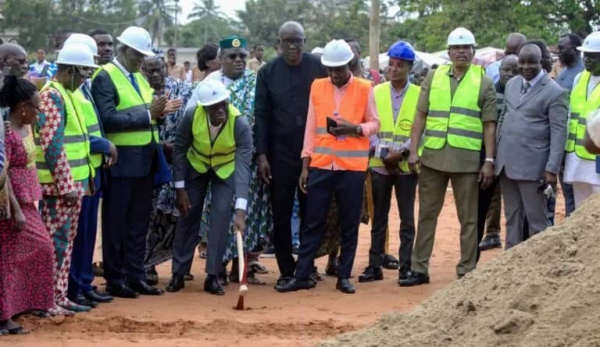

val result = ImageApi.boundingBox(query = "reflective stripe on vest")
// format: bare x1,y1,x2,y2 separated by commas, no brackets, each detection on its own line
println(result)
369,82,421,172
424,64,483,151
35,82,93,184
186,104,239,180
567,70,600,160
94,63,158,146
310,77,371,171
73,89,103,168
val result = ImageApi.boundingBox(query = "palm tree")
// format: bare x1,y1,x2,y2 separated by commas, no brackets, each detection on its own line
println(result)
139,0,180,46
188,0,225,21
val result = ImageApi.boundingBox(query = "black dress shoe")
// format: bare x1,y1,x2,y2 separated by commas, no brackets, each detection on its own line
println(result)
204,275,225,295
398,266,411,281
71,294,98,308
358,266,384,283
398,271,430,287
145,267,159,286
336,278,356,294
106,284,139,299
275,276,294,288
275,278,311,293
166,275,185,293
383,254,399,270
84,289,113,303
479,234,502,251
128,280,164,296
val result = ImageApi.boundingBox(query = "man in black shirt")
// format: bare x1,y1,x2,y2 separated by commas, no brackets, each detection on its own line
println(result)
254,21,327,286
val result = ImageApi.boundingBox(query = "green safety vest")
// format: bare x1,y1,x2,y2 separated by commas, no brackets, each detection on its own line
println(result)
187,104,239,180
72,89,103,169
35,81,93,184
94,63,158,146
424,64,483,151
566,70,600,160
370,82,421,172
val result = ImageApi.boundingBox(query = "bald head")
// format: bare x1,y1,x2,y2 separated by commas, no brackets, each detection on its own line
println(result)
279,21,305,38
518,44,542,81
499,54,519,87
278,21,305,66
0,43,28,78
505,33,527,55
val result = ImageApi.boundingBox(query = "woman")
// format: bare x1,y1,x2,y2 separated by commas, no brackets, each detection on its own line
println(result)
192,44,221,83
0,76,55,335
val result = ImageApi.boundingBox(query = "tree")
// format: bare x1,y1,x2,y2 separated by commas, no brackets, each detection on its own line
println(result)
139,0,179,46
188,0,225,21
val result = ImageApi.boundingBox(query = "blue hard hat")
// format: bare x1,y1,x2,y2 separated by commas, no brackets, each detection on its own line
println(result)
387,41,416,61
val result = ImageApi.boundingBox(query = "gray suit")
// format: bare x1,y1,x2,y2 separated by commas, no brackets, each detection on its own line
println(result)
495,73,568,249
171,106,253,276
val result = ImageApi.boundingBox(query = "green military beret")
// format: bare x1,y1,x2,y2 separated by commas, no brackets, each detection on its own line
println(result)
219,35,247,49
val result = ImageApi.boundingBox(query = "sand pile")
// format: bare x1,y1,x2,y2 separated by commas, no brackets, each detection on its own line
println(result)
322,194,600,347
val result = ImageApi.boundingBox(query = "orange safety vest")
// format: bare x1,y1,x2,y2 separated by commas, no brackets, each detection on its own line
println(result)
310,77,371,172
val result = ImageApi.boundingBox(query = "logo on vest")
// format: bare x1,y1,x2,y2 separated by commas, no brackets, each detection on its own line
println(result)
399,120,412,132
232,39,241,48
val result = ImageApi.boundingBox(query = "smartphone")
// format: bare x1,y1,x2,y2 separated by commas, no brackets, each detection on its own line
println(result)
327,117,337,136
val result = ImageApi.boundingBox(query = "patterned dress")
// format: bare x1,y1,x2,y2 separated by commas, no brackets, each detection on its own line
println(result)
199,70,273,262
0,129,54,320
37,88,88,311
145,78,193,268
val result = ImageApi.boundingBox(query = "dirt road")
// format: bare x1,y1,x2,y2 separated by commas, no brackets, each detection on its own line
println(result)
8,189,559,346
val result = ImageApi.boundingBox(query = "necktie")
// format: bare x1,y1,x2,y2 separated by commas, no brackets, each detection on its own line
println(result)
129,73,141,96
521,81,531,96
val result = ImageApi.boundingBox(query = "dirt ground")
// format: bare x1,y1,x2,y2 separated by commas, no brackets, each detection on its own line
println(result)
6,190,564,347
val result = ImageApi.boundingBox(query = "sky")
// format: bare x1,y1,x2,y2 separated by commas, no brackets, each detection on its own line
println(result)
179,0,247,24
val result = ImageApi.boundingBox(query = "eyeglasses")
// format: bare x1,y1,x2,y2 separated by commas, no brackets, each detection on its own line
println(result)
227,53,248,60
279,38,305,47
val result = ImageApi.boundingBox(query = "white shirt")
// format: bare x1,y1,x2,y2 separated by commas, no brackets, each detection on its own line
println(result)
112,58,153,123
185,69,192,83
31,60,49,74
564,72,600,186
185,70,235,111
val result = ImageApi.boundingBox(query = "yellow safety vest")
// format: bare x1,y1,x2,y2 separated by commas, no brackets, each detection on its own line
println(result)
35,81,93,184
370,82,421,172
187,104,239,180
72,88,103,169
424,64,483,151
566,70,600,160
94,63,158,146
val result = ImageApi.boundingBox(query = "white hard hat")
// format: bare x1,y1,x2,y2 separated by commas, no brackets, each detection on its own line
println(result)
311,47,324,55
321,40,354,67
196,80,230,107
56,42,98,68
578,31,600,53
447,27,477,47
63,33,98,56
117,26,155,56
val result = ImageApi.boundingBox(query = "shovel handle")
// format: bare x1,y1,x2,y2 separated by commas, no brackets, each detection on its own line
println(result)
236,229,244,284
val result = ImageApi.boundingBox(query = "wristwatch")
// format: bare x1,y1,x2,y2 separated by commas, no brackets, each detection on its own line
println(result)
356,125,363,136
485,157,495,164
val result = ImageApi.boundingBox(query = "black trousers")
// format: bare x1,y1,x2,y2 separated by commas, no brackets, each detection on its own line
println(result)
102,175,154,285
476,178,499,262
368,171,417,269
271,180,306,278
295,169,365,280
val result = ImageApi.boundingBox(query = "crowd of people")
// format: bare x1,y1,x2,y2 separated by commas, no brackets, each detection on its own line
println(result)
2,19,600,336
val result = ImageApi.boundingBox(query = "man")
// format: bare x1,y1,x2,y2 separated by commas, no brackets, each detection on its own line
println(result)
54,29,73,52
184,35,269,287
254,22,327,286
346,38,382,84
183,61,192,82
486,33,527,83
36,42,96,313
276,39,379,295
478,54,519,252
170,80,252,295
92,26,166,298
166,48,186,81
400,28,497,287
359,41,419,285
141,54,189,284
564,32,600,208
247,44,266,73
29,49,51,76
0,43,28,84
90,29,115,65
556,33,584,217
496,44,568,249
65,34,117,308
